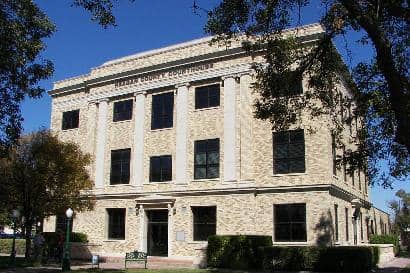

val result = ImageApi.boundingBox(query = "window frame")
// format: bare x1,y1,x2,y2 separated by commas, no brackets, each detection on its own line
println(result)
107,208,126,240
273,129,306,174
195,84,220,109
192,206,217,241
151,92,174,130
113,99,133,122
110,148,131,185
62,109,80,130
194,138,220,180
274,203,307,242
149,155,172,182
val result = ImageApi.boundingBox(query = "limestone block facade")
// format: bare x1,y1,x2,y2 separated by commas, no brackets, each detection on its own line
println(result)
46,23,390,265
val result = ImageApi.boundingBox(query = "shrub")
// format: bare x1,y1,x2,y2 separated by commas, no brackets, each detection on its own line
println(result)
207,235,272,270
0,239,26,255
71,232,87,243
370,234,399,255
261,246,378,273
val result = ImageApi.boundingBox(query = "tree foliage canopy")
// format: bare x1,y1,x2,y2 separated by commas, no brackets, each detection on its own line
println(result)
389,189,410,234
204,0,409,187
0,130,94,256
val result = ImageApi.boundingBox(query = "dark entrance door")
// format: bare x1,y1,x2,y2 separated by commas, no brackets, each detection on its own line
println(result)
147,210,168,256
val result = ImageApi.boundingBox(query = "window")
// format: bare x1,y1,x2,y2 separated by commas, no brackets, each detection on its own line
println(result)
113,99,133,122
343,147,347,182
192,206,216,241
360,212,364,240
345,207,349,241
107,208,125,240
194,139,220,179
195,84,220,109
358,166,362,191
332,134,337,175
149,155,172,182
62,109,79,130
334,204,339,241
110,149,131,184
273,129,305,174
274,204,307,242
151,92,174,130
351,169,355,186
55,214,73,234
272,72,303,97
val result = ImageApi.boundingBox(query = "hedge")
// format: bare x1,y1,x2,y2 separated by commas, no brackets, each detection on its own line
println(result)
0,239,26,255
261,246,380,273
370,234,399,255
207,235,272,270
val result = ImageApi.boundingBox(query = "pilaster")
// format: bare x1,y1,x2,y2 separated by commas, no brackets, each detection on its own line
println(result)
133,91,147,187
175,83,189,185
94,99,109,188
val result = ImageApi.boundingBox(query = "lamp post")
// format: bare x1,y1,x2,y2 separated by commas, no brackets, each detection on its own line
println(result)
62,208,73,271
10,209,20,265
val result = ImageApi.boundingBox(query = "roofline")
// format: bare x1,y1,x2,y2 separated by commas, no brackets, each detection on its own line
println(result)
49,23,325,96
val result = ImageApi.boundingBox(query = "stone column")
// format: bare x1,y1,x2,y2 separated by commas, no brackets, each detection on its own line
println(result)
139,205,147,252
223,75,237,182
94,98,109,188
133,92,146,187
168,204,173,257
175,83,189,185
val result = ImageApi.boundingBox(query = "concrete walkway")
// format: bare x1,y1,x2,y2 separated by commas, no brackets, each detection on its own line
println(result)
1,257,410,273
376,257,410,273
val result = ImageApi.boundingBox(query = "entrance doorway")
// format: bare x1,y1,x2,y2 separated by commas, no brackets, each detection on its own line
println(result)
147,210,168,256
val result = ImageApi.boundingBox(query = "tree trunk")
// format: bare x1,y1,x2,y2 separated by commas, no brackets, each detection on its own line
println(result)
24,221,32,259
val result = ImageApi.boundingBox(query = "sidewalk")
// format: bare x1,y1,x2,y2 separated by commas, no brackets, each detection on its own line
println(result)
376,257,410,273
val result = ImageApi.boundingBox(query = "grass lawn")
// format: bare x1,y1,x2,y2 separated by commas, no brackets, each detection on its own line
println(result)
0,256,37,268
401,265,410,273
73,269,222,273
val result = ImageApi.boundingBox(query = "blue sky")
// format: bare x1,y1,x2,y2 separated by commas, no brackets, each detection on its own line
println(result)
23,0,408,213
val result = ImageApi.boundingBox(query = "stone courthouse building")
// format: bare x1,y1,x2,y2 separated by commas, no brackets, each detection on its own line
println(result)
45,23,390,265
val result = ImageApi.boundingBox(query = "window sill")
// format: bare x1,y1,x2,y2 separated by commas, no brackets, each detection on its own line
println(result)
61,128,79,132
188,241,208,245
273,241,308,245
193,106,220,112
103,239,126,242
106,183,132,187
150,127,173,133
145,180,173,184
271,172,307,177
192,178,220,182
112,119,132,124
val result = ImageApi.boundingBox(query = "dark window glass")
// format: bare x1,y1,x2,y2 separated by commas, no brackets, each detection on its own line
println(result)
62,110,79,130
332,134,337,175
272,72,303,97
149,155,172,182
358,166,362,191
334,204,339,241
55,214,73,234
192,206,216,241
273,130,305,174
274,204,307,242
151,92,174,130
351,169,355,186
345,207,349,241
195,84,220,109
113,99,133,122
343,147,347,182
107,208,125,240
194,139,220,179
110,149,131,185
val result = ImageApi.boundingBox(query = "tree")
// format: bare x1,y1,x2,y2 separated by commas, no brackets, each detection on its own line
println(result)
203,0,409,187
0,0,131,156
389,189,410,235
0,130,94,257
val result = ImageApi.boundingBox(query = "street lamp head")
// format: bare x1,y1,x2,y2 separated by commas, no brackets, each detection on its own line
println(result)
66,208,73,219
12,209,20,219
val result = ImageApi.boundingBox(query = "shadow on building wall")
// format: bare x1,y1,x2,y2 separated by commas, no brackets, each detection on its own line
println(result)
314,210,334,247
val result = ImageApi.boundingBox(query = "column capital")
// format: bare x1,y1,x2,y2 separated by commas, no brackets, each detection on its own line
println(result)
175,82,190,89
221,73,240,81
134,91,147,97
